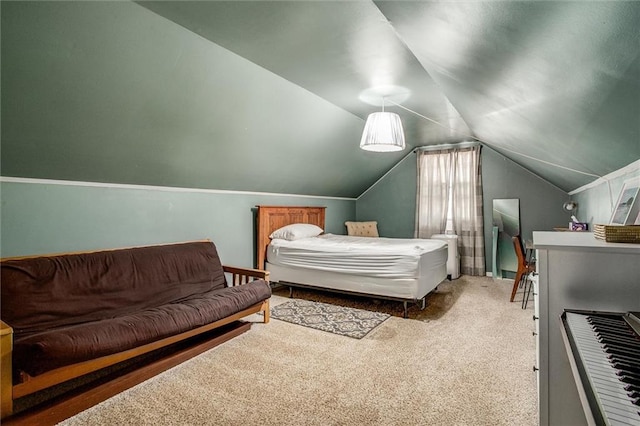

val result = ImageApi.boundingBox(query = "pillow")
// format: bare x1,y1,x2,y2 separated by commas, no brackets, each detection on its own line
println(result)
269,223,324,241
345,221,379,237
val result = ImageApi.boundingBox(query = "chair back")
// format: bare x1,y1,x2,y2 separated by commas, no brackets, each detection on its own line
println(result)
512,235,527,268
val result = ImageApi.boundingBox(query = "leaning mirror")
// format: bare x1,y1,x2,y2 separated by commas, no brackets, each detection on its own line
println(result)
492,199,520,279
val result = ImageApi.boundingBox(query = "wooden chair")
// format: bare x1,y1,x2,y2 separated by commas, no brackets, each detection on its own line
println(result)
510,235,535,302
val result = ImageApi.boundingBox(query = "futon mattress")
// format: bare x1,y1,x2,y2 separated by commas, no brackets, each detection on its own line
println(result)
12,280,271,377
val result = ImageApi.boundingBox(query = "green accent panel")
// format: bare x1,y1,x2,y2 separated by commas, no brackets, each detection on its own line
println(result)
355,154,416,238
355,147,569,273
0,1,393,198
0,181,355,266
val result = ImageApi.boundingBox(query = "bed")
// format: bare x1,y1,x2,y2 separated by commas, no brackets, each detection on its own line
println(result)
256,205,448,317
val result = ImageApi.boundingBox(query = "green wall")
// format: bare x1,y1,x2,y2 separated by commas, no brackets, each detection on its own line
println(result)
355,147,570,274
0,179,355,266
481,147,570,268
355,153,416,238
573,161,640,226
1,1,392,198
1,1,363,264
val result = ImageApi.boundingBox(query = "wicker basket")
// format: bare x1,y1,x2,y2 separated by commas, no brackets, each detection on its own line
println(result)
594,224,640,243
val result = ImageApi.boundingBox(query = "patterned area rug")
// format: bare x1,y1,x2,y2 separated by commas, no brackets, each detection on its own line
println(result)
272,278,466,321
268,299,390,339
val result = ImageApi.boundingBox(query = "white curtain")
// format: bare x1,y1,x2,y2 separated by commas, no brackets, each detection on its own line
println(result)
415,149,453,239
415,146,485,276
451,146,485,276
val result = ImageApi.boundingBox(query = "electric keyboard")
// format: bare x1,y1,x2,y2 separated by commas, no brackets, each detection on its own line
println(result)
561,310,640,426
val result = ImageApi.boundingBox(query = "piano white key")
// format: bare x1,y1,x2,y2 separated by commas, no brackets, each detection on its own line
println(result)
565,312,640,426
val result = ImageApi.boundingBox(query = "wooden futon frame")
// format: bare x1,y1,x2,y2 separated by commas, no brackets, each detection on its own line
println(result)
0,242,270,424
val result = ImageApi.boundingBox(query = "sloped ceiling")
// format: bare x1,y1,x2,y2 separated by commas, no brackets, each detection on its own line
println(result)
139,0,640,192
2,1,639,197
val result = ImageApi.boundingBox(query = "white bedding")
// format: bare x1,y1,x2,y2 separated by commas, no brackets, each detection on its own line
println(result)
266,234,448,301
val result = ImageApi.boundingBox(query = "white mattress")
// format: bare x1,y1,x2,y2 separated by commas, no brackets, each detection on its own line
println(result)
267,234,446,278
266,234,448,300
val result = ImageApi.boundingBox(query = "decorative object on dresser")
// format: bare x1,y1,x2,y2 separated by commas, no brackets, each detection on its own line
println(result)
594,224,640,243
0,240,271,422
256,206,448,318
609,178,640,225
562,201,588,231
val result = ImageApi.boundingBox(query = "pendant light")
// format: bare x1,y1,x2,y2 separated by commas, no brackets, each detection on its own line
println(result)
359,98,405,152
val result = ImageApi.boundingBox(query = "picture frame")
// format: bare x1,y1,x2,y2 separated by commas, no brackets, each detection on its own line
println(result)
609,178,640,225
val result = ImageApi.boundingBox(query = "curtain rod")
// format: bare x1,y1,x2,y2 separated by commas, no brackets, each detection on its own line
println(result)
413,141,480,152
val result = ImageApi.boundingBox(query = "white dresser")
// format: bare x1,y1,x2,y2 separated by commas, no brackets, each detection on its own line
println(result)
533,231,640,426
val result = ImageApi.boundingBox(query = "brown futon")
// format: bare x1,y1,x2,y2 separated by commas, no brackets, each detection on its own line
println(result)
0,240,271,419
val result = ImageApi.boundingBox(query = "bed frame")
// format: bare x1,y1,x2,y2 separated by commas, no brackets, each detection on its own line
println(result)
256,205,326,269
256,206,445,318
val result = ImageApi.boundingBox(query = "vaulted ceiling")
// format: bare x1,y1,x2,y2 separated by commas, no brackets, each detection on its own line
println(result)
139,0,640,192
2,1,639,197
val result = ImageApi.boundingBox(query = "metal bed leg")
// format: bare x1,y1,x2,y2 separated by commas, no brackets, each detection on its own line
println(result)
289,286,293,298
420,297,427,310
403,301,408,319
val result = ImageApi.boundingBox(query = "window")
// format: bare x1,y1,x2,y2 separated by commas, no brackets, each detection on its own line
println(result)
415,145,485,275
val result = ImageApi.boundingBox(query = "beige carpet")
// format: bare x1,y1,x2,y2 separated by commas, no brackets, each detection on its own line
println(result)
271,275,474,321
61,276,537,425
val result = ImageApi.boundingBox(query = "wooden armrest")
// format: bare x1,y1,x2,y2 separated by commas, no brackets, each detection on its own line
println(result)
1,320,13,418
0,321,12,337
223,265,270,286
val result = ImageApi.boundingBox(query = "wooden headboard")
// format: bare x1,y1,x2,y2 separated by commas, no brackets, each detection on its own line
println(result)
255,205,326,269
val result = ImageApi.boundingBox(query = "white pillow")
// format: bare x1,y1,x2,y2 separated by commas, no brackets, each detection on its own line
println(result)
269,223,323,241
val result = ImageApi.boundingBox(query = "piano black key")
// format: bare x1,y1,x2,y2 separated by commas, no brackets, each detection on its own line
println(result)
613,368,640,382
598,333,640,348
617,371,640,383
607,352,639,366
589,315,630,324
597,329,638,341
620,376,640,389
595,326,639,341
601,338,640,351
625,383,640,393
605,347,640,364
613,361,640,374
591,318,632,328
564,311,640,426
590,317,637,330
